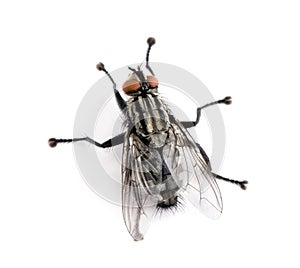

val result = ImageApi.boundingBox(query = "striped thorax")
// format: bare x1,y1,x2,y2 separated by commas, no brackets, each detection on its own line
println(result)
122,68,171,148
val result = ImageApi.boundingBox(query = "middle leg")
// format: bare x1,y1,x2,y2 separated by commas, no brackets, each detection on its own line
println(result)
181,96,232,129
48,133,125,148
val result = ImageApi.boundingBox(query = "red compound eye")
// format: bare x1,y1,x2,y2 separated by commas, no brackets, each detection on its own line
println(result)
122,79,141,93
147,76,159,88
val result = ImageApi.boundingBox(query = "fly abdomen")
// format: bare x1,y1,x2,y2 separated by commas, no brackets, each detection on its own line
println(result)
157,195,178,209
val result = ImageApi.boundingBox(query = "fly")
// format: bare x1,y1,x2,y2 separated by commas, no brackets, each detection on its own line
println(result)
49,37,248,241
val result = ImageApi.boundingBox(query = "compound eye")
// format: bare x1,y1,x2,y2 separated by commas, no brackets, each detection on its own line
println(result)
122,79,141,93
147,76,159,88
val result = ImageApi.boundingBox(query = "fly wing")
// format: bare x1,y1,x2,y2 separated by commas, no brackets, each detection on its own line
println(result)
122,130,161,241
162,121,223,219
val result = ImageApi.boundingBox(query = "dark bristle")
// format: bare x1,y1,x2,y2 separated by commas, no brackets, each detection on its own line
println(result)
48,138,57,148
147,37,156,46
96,62,105,71
155,195,184,217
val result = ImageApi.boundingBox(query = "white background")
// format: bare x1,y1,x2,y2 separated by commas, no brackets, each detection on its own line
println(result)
1,1,299,267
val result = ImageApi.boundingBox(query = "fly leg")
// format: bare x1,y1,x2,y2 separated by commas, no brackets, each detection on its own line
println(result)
195,142,248,190
181,96,232,128
96,62,127,111
48,133,124,148
49,62,126,148
212,173,248,190
145,37,156,76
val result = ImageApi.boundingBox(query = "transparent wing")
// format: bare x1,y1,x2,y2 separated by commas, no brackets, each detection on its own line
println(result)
122,130,161,241
162,121,223,219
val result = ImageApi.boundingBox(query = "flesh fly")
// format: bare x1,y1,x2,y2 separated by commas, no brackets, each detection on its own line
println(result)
49,37,248,241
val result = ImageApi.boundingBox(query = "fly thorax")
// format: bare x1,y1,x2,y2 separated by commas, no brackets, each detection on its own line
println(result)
126,94,171,138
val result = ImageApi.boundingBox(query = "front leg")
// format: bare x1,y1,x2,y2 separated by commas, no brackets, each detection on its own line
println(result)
48,133,125,148
181,96,232,129
96,62,127,112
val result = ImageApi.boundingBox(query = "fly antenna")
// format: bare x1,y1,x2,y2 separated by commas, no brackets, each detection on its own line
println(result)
146,37,155,76
128,66,137,74
138,60,145,70
96,62,117,90
128,66,146,82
